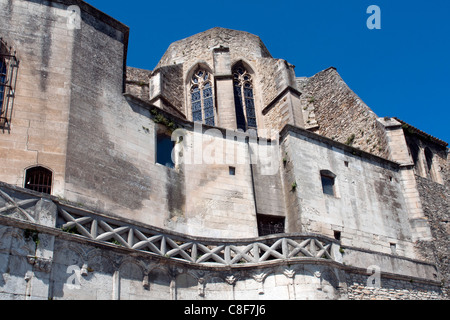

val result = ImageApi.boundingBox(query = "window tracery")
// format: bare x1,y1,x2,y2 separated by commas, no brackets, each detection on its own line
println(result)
233,65,257,130
190,69,215,126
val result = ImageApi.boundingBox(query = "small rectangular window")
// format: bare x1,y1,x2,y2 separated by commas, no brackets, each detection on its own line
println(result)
229,166,236,176
257,214,285,237
390,243,397,255
156,132,175,169
334,231,342,241
321,174,335,196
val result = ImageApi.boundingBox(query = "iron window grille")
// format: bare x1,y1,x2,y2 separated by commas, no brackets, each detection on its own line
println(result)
24,166,53,195
0,39,19,130
257,214,285,237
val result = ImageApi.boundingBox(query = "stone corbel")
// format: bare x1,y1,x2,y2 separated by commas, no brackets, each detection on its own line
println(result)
198,277,206,297
142,274,150,290
27,255,52,273
225,275,237,286
253,272,269,295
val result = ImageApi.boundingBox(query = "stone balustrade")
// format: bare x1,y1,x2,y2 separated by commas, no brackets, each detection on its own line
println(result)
0,182,339,268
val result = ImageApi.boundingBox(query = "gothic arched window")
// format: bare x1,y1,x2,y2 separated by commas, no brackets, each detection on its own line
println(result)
233,65,257,131
190,69,215,126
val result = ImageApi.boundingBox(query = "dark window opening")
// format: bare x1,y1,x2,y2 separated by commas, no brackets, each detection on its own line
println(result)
321,171,336,196
24,166,52,195
334,231,342,241
229,166,236,176
157,132,175,169
424,147,433,172
390,243,397,255
232,64,257,131
0,57,6,115
257,214,285,237
408,140,420,167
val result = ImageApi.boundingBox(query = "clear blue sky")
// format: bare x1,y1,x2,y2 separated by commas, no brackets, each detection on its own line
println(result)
87,0,449,143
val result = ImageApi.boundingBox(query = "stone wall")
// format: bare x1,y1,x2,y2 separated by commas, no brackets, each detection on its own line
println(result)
0,185,445,300
415,175,449,289
281,125,425,260
346,272,445,300
298,67,390,159
0,192,447,301
157,27,272,70
0,0,77,195
125,67,151,103
152,28,298,131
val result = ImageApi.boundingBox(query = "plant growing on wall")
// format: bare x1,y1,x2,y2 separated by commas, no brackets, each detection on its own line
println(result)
291,182,297,191
345,134,356,146
150,108,177,133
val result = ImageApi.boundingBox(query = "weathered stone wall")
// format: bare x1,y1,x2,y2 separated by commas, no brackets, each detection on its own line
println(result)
415,175,449,289
157,27,272,70
299,67,390,159
159,64,184,115
0,0,76,195
62,2,152,220
171,125,258,238
125,67,151,102
153,28,298,130
263,94,292,134
346,272,445,300
0,214,445,300
282,125,426,260
256,58,295,108
403,130,448,184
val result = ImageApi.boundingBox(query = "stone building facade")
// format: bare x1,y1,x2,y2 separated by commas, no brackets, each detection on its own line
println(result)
0,0,448,300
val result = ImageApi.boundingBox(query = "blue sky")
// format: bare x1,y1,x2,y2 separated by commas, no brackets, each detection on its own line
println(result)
87,0,449,143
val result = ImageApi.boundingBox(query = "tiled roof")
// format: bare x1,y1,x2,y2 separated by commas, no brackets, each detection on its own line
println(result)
394,118,448,147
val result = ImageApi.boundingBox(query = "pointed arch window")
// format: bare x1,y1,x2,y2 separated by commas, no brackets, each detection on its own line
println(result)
233,65,257,131
190,69,215,126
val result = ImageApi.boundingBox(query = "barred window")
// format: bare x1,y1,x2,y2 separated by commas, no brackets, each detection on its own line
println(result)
0,40,19,129
25,167,52,195
233,65,257,131
190,69,215,126
257,214,285,236
0,57,6,116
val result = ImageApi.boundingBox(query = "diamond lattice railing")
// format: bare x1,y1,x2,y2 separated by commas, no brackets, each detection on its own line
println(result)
0,184,337,267
55,205,335,265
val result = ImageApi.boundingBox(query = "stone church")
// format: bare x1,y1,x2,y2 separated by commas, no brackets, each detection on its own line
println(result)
0,0,448,300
